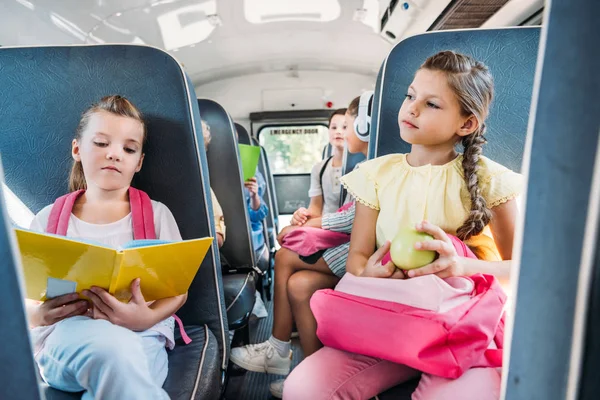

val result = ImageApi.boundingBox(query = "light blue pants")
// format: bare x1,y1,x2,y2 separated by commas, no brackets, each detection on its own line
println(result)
36,316,169,400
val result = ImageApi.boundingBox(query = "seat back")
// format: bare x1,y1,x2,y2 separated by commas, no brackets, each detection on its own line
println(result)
502,3,600,398
0,164,41,399
322,144,332,159
198,99,257,271
339,145,367,207
251,138,278,239
371,27,541,172
0,45,229,370
235,123,278,232
235,123,252,145
260,145,279,226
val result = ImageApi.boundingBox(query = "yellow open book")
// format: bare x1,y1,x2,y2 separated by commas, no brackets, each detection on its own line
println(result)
14,228,213,302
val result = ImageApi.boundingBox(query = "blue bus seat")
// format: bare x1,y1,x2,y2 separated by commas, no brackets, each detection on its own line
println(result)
198,99,258,335
0,164,42,400
235,122,252,145
235,123,274,291
322,143,332,159
251,137,278,301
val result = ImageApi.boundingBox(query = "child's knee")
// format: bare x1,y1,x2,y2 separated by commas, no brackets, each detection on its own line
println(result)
78,324,144,370
414,368,501,400
287,273,316,303
274,248,292,269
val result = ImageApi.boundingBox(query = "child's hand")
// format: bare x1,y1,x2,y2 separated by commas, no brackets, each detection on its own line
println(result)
292,207,310,226
407,221,464,279
31,293,89,327
244,177,259,198
83,278,155,331
360,241,406,279
277,225,297,245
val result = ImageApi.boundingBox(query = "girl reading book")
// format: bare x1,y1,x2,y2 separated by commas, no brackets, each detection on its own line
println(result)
25,95,183,399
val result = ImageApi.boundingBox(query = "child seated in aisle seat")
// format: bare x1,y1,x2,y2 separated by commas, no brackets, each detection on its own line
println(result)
26,95,186,400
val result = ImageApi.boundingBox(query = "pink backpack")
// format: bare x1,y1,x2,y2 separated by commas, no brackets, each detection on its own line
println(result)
281,227,349,257
311,236,506,379
47,188,155,239
280,201,354,256
47,187,191,344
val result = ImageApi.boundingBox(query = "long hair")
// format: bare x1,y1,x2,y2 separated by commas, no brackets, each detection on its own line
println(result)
421,51,494,240
69,95,146,191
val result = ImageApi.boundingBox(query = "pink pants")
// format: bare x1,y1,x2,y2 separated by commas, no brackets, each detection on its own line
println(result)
283,346,501,400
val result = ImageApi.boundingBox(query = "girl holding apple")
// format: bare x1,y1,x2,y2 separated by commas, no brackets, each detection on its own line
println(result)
283,51,522,399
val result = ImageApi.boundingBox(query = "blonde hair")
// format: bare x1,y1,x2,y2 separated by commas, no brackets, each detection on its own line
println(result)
421,51,494,241
69,95,146,192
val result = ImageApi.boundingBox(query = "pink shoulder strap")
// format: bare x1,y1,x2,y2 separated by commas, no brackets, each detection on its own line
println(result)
129,187,156,240
46,187,156,240
46,189,85,235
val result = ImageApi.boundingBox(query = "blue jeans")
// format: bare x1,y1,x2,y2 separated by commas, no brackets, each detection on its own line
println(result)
36,316,169,400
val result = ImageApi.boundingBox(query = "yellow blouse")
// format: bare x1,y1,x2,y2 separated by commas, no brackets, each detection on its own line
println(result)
341,154,523,255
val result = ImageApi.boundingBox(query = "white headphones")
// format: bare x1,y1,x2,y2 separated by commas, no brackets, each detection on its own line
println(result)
354,90,374,142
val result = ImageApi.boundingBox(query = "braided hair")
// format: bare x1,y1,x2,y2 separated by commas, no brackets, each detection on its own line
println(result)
421,51,494,240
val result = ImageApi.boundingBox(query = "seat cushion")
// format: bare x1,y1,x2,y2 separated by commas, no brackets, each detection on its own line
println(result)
222,273,256,328
164,325,221,400
41,384,81,400
39,325,221,400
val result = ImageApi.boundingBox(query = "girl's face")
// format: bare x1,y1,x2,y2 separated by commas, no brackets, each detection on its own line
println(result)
72,110,145,192
344,112,363,154
328,114,346,150
398,69,477,147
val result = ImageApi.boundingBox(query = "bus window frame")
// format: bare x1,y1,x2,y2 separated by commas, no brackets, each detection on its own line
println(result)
257,122,329,175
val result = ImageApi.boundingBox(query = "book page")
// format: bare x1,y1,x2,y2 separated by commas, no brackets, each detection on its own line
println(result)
113,237,213,302
238,144,261,181
14,229,116,300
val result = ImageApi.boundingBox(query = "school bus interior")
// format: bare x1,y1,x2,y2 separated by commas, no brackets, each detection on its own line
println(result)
0,0,598,399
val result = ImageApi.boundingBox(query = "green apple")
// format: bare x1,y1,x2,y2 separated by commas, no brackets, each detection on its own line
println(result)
390,228,436,270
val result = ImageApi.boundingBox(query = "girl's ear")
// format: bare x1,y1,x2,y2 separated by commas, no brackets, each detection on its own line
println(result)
457,115,479,137
72,139,81,162
135,153,145,173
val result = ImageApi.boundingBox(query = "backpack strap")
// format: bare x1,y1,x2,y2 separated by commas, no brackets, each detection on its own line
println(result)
129,187,156,240
46,189,85,235
319,156,333,196
46,187,156,240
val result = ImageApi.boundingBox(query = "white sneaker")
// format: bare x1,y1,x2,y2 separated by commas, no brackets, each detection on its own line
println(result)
269,379,285,398
230,340,291,375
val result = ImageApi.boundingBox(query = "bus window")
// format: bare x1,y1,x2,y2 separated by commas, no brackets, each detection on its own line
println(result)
258,124,328,174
